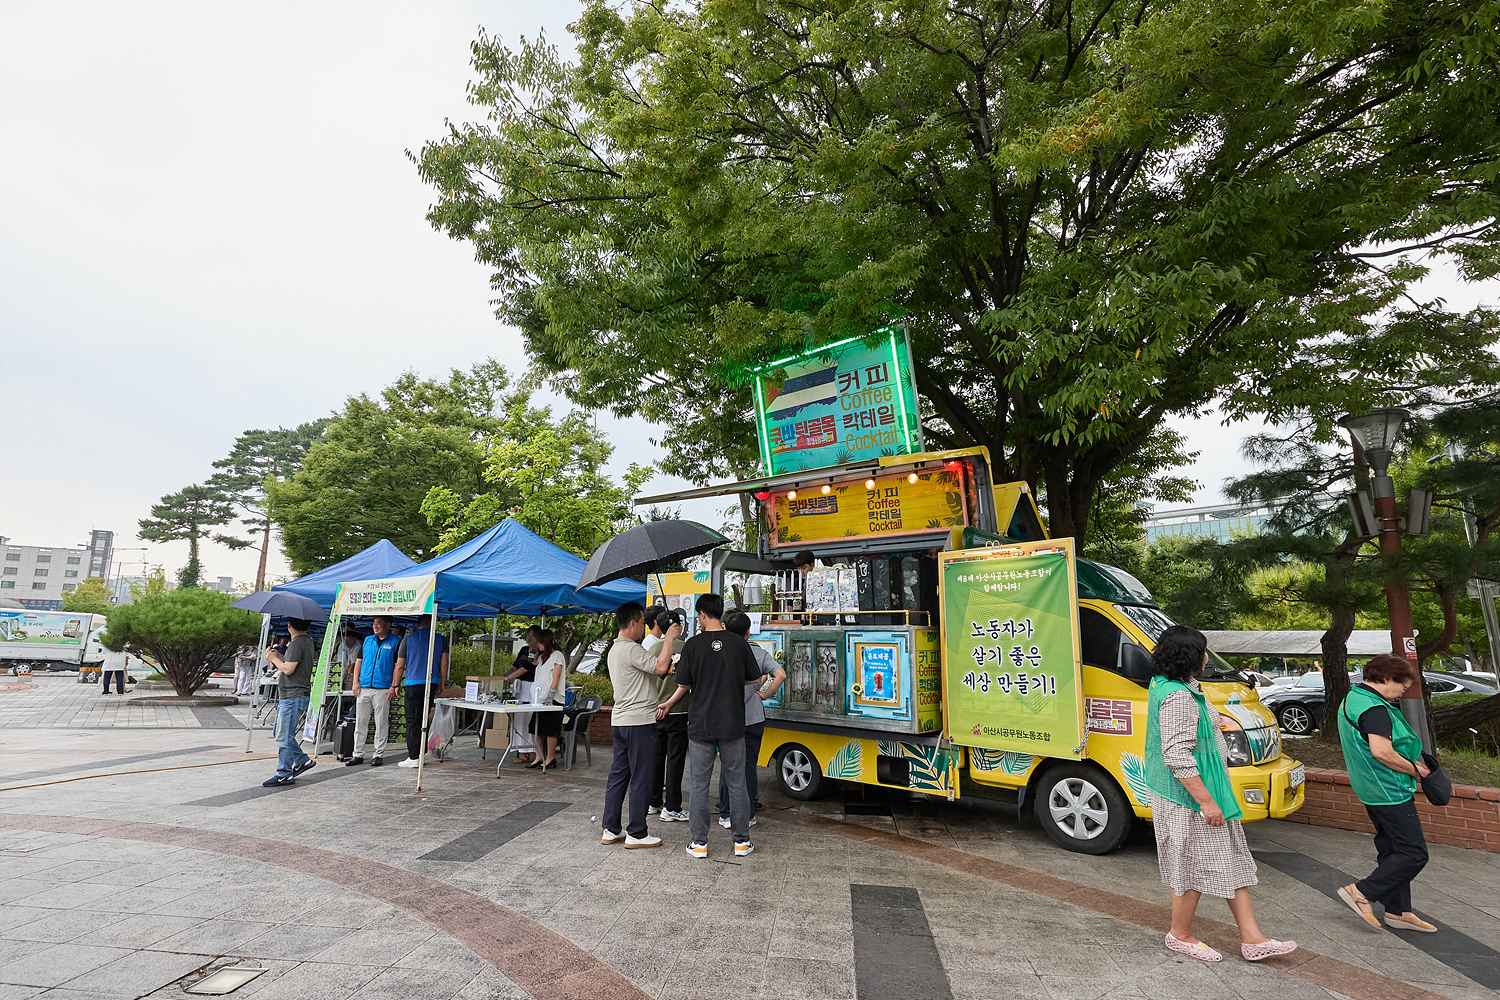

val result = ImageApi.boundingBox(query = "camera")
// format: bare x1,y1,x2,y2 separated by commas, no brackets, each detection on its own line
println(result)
653,605,684,631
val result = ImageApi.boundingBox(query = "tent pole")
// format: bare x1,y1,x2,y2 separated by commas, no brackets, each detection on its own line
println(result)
488,616,497,674
416,606,439,792
244,613,270,753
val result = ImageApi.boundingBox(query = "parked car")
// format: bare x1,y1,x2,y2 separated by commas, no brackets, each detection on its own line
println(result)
1261,670,1497,735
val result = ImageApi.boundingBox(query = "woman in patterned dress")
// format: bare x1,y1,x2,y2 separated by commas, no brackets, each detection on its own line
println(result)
1145,625,1297,963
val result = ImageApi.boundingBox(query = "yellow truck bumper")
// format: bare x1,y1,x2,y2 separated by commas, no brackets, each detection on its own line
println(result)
1228,755,1306,821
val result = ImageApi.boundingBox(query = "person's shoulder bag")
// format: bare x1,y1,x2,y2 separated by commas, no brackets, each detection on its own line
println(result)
1420,751,1452,806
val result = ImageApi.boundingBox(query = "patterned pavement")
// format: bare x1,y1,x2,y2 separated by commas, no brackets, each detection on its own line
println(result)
0,695,1496,1000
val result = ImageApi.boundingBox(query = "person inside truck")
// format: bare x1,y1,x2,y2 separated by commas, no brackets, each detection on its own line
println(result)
1145,625,1296,964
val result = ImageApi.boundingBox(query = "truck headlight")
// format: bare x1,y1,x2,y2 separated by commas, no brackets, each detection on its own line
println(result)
1223,729,1252,767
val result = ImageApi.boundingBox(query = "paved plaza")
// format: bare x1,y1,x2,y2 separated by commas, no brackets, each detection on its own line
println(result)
0,676,1497,1000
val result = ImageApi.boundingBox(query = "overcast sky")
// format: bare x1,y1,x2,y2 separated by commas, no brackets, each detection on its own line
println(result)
2,2,1491,586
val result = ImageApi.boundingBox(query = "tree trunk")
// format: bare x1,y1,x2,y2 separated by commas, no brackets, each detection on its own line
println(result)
255,523,271,592
1432,692,1500,753
1318,535,1363,743
1416,586,1459,663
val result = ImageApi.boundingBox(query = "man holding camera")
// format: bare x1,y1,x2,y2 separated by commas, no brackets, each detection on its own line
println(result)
603,603,680,848
645,606,690,822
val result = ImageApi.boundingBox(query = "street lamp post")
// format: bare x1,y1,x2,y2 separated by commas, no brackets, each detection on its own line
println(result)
1339,407,1434,752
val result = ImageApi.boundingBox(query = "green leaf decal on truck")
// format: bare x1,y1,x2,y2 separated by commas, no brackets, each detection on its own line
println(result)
1120,752,1152,805
827,740,862,779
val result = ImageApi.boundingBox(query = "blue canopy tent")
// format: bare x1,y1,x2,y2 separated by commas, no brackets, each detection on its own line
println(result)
273,538,418,608
295,520,644,789
392,518,645,617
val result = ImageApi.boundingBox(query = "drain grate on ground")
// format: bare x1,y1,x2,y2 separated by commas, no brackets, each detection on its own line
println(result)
177,958,269,996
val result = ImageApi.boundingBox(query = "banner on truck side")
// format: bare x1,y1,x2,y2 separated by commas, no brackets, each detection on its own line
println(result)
938,539,1086,759
0,610,89,647
302,575,437,742
751,327,924,476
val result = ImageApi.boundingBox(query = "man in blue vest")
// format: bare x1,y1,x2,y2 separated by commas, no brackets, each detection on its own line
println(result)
347,617,400,767
394,623,449,768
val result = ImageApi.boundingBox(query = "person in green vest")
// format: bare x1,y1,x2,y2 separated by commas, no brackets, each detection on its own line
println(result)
1144,626,1296,963
1335,653,1437,933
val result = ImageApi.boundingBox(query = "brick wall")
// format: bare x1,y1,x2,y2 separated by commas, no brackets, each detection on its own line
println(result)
1284,767,1500,852
588,707,613,745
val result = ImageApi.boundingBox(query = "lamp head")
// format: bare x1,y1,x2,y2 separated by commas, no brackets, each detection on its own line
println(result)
1338,408,1409,472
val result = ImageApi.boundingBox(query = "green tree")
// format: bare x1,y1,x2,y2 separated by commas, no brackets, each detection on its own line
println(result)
416,0,1500,547
421,382,651,556
208,422,328,592
138,485,246,589
129,566,170,602
102,589,260,697
422,379,653,667
61,577,113,616
266,362,509,575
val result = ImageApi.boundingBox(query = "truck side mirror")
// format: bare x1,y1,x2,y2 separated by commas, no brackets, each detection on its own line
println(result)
1120,643,1154,682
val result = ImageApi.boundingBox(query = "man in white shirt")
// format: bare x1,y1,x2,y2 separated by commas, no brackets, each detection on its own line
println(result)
601,603,679,849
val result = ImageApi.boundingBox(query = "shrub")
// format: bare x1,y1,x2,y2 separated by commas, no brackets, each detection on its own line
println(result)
103,589,260,696
571,671,614,706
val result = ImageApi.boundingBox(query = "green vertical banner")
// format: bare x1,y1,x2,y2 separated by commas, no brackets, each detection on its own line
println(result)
301,602,345,743
939,538,1086,759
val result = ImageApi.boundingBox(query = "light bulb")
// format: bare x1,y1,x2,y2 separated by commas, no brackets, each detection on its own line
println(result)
787,489,797,500
821,484,831,495
907,472,919,484
865,479,876,490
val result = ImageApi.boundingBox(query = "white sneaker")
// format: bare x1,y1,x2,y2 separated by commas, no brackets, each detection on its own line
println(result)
647,805,660,816
660,809,688,822
624,834,662,849
600,829,624,845
686,842,708,860
397,758,421,769
718,816,731,829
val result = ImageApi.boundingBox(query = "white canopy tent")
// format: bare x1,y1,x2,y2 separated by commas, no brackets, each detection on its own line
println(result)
1203,630,1395,658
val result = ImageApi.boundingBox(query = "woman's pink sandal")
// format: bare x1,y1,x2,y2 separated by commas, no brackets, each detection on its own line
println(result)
1241,939,1298,962
1165,933,1223,962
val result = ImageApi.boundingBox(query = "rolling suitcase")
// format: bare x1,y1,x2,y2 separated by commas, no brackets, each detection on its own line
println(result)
336,718,355,760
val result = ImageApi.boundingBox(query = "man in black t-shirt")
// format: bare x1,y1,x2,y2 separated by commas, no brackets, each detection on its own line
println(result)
657,593,761,859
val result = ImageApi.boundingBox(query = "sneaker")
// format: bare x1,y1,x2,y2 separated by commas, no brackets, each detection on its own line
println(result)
718,816,731,829
734,840,754,858
397,757,422,769
624,834,663,849
370,757,384,767
600,829,624,845
647,805,660,816
660,809,688,822
686,842,709,860
261,775,294,788
345,756,365,767
292,759,316,777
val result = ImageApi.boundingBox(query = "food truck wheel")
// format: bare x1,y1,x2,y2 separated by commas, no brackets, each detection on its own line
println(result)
1033,764,1131,855
777,746,823,800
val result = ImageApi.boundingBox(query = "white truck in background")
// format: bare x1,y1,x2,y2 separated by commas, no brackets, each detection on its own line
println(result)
0,609,108,676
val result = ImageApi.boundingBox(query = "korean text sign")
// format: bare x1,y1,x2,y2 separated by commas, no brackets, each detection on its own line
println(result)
938,540,1085,758
303,575,437,741
768,467,966,548
752,328,923,476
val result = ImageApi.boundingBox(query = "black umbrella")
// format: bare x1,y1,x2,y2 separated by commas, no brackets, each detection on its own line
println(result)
231,590,329,621
578,520,730,589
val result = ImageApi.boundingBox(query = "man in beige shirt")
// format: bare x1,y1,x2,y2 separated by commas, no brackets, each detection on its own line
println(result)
601,602,679,848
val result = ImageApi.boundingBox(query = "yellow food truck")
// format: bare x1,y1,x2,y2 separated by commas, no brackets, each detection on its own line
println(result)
640,445,1305,854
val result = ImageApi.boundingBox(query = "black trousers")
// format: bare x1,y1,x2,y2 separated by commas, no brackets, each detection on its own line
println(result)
603,723,658,839
404,684,436,760
102,670,126,694
719,722,765,817
1357,800,1429,915
651,713,689,811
